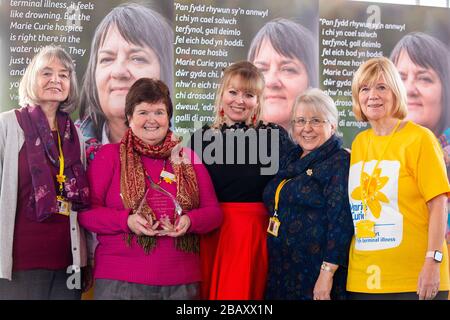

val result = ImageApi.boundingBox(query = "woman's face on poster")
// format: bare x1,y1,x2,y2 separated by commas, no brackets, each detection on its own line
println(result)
95,25,161,122
253,38,309,129
395,50,442,134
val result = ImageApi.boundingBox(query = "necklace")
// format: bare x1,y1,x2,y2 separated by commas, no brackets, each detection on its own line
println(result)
360,120,401,217
145,159,166,185
354,120,401,239
373,119,401,136
144,159,176,185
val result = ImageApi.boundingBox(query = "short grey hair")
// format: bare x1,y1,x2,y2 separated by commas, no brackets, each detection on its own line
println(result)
289,88,341,140
18,45,78,113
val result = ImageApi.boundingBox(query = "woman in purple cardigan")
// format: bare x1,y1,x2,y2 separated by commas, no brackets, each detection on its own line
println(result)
78,78,222,300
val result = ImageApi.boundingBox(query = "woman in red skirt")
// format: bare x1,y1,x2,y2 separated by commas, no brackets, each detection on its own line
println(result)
190,61,294,299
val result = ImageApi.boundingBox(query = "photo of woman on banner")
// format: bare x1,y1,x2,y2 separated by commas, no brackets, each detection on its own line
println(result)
390,32,450,249
390,32,450,175
0,46,90,299
248,18,318,130
77,3,173,163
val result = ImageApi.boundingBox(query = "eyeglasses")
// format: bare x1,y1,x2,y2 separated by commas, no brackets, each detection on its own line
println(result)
292,118,329,127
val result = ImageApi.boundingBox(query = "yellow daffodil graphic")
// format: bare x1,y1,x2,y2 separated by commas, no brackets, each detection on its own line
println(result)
351,168,389,218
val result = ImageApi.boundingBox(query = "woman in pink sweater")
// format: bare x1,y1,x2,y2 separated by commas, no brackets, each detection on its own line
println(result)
78,78,222,300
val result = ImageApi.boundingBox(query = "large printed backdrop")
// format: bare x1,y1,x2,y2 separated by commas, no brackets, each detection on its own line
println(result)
1,0,449,147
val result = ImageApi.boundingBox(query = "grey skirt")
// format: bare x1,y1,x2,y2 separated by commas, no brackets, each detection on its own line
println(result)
94,278,200,300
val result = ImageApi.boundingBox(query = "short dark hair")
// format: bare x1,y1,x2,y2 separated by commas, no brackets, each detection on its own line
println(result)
125,78,173,127
390,32,450,136
248,18,318,88
80,3,173,139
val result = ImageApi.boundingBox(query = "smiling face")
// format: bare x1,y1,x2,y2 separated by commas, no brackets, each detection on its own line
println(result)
95,25,161,122
292,104,335,157
220,76,259,125
253,38,309,128
358,74,395,123
395,50,442,133
36,58,70,105
128,101,169,146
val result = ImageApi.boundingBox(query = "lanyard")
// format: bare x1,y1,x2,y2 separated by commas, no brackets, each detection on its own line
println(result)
144,159,167,185
55,126,66,196
360,120,401,217
272,178,291,217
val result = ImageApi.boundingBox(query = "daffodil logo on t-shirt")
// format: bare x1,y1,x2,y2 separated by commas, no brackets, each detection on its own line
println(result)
349,160,403,251
351,168,389,219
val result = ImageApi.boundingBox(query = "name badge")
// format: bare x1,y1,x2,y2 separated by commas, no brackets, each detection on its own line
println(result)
267,216,281,237
355,220,376,238
160,170,176,184
56,196,70,216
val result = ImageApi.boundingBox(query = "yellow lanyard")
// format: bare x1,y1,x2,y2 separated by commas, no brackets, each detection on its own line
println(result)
273,178,291,217
55,126,66,196
360,120,401,217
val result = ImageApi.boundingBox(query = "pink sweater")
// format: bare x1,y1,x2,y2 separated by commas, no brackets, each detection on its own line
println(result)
78,144,222,286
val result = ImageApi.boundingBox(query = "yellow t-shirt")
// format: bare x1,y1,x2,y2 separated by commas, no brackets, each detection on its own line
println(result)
347,121,450,293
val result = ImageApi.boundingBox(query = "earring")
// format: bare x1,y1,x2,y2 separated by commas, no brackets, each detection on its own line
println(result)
251,113,257,126
219,109,225,117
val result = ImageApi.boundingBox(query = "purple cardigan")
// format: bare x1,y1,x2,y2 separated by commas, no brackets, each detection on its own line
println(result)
78,144,222,286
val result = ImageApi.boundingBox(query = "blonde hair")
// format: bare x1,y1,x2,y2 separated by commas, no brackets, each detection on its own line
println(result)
351,56,407,122
212,61,265,128
18,45,78,113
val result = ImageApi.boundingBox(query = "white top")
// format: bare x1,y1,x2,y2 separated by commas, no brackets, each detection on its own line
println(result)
0,109,88,280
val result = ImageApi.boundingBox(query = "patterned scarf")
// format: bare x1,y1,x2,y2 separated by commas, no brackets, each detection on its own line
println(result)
15,105,89,222
120,128,200,254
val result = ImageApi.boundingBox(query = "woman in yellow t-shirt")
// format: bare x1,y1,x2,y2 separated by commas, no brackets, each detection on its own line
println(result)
347,56,450,300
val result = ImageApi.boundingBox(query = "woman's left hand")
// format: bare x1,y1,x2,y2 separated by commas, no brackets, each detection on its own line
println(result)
313,271,333,300
417,260,440,300
160,215,191,237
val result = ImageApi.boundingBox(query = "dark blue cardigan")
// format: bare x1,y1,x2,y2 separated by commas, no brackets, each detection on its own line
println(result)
263,135,354,300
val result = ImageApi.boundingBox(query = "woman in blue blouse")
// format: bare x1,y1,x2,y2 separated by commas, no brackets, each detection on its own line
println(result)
263,88,353,300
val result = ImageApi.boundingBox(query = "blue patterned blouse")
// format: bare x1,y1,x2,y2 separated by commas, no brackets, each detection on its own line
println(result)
262,135,354,300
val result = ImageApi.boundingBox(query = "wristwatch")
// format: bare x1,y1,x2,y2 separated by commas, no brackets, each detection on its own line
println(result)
426,250,443,263
321,262,334,273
